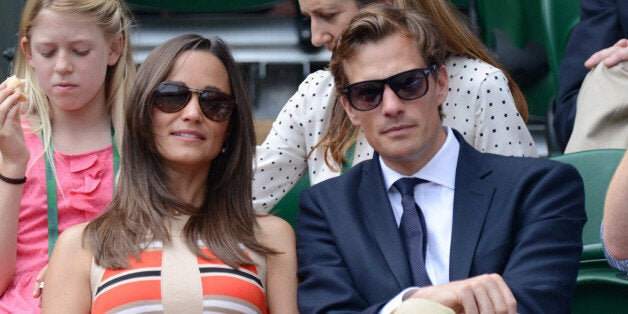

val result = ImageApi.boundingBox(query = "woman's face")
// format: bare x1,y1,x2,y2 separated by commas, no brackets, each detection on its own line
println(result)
21,8,122,113
298,0,361,51
151,50,231,175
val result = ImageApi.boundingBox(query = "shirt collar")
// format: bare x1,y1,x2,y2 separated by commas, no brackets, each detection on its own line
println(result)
380,126,459,191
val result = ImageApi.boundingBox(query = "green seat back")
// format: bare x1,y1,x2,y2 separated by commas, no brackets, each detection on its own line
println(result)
475,0,552,120
550,149,625,247
475,0,580,120
572,254,628,313
475,0,526,48
449,0,471,10
269,174,310,230
539,0,581,91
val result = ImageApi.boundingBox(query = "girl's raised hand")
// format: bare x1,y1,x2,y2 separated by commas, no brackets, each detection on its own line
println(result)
0,77,29,172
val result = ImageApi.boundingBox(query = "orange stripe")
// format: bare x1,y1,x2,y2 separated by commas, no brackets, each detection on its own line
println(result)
100,250,162,281
93,279,161,313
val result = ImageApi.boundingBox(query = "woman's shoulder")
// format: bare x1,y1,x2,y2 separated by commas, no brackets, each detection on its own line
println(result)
296,70,335,97
302,69,334,86
255,214,295,249
445,54,503,78
57,222,89,247
50,222,92,265
444,54,509,94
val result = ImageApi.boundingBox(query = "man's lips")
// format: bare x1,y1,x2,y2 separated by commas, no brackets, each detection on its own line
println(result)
382,124,414,135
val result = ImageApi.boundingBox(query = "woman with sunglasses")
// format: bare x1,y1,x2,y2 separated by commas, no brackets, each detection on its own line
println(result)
40,34,297,313
0,0,135,311
253,0,538,212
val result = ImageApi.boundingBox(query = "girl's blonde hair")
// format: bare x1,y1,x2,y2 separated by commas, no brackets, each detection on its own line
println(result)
13,0,136,159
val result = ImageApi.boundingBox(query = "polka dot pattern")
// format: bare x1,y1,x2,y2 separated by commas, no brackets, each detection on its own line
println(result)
253,56,537,212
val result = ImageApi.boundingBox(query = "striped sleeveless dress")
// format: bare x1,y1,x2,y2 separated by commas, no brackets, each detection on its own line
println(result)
90,216,268,313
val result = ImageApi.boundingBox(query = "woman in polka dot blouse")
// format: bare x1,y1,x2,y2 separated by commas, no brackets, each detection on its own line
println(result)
253,0,538,212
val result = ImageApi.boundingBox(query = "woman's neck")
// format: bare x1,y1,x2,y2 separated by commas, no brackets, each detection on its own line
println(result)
166,166,210,208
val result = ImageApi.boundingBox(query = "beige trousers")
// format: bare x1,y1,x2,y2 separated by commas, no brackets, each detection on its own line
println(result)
565,61,628,153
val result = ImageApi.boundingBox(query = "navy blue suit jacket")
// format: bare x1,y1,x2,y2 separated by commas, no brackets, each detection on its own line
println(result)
553,0,628,150
296,131,586,313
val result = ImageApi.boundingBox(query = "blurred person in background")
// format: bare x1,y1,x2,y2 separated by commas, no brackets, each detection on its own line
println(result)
553,0,628,152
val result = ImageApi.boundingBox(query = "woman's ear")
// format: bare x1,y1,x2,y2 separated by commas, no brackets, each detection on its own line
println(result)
108,34,124,66
20,37,33,66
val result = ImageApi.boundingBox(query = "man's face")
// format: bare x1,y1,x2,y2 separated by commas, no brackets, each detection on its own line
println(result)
340,33,449,175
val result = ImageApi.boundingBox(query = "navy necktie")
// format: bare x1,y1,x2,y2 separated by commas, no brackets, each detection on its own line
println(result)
394,177,432,287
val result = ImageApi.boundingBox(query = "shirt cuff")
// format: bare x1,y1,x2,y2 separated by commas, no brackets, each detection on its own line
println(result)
379,287,420,314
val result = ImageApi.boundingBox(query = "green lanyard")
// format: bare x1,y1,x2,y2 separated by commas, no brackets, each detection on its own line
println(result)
44,126,119,257
341,141,356,174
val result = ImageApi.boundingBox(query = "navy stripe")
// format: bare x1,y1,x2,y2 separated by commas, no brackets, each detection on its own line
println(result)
95,270,161,296
199,267,263,288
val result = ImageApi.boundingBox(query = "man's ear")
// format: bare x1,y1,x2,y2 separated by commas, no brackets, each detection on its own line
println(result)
435,65,449,105
340,94,361,127
107,34,124,66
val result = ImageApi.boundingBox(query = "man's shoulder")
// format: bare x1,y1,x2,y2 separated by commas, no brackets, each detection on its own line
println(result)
458,139,577,179
306,159,375,193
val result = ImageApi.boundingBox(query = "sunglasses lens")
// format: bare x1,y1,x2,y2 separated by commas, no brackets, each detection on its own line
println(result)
389,70,427,100
348,82,384,111
199,92,235,122
153,83,189,112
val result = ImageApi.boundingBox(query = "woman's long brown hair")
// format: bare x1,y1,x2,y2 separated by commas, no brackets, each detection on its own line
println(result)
84,34,274,269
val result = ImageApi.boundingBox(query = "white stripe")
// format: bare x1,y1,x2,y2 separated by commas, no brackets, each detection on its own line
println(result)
116,304,165,313
202,299,259,314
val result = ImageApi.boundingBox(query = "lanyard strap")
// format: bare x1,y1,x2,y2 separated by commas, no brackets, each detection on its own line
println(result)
341,141,356,174
45,126,119,257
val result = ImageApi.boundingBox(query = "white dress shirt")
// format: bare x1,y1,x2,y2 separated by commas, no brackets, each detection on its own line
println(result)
380,126,459,285
380,126,460,313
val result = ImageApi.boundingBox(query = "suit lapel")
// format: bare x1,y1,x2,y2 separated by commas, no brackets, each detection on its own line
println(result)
358,157,414,288
449,135,496,281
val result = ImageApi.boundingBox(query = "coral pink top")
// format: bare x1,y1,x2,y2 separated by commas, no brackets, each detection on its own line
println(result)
91,217,268,313
0,118,115,313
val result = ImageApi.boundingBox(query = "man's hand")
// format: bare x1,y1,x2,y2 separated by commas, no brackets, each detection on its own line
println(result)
585,39,628,69
408,273,517,314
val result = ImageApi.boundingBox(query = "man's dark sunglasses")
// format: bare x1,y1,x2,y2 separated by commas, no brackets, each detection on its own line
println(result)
342,65,439,111
152,82,236,122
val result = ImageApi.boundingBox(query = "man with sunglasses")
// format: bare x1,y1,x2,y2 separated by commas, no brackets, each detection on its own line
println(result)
296,5,586,314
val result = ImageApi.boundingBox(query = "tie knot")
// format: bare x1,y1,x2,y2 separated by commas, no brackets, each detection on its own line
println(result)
393,177,426,196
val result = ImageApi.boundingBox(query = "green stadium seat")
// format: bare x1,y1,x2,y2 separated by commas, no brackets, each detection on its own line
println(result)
269,174,310,230
571,249,628,313
550,149,628,312
539,0,581,89
474,0,552,121
550,149,625,248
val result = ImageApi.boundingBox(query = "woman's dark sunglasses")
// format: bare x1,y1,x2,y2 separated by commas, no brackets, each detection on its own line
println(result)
152,82,236,122
342,65,438,111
